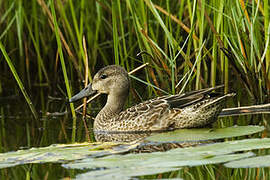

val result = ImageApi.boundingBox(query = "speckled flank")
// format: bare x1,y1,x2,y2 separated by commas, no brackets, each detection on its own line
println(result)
71,65,235,134
94,93,232,132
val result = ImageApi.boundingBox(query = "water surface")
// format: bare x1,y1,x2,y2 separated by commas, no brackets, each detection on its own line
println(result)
0,88,269,179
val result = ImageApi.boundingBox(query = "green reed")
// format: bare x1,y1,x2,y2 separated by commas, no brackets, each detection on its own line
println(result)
0,42,38,120
50,0,77,142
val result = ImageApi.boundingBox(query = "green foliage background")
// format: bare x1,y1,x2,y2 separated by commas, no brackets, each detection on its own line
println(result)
0,0,269,179
0,0,269,101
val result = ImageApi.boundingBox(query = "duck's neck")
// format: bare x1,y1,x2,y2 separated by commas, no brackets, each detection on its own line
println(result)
105,92,127,114
94,91,128,130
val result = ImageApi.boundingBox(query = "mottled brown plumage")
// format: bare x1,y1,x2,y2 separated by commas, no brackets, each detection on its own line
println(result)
70,65,234,133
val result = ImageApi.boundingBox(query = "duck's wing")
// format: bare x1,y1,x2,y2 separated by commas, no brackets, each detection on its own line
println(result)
163,85,224,109
118,85,225,121
115,86,225,131
119,98,170,120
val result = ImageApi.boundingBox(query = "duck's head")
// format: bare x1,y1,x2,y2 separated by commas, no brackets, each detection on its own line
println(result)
69,65,129,103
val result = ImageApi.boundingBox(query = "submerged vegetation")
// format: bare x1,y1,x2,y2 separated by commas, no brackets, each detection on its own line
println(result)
0,0,270,179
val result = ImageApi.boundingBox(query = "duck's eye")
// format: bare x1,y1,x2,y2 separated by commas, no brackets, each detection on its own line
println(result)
100,74,108,79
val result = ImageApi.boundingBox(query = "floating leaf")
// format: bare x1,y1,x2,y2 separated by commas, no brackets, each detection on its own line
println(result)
68,136,270,178
63,138,270,175
146,126,265,142
64,151,254,170
65,138,270,171
168,138,270,156
0,142,139,169
225,155,270,168
65,149,253,179
0,128,269,179
74,167,182,180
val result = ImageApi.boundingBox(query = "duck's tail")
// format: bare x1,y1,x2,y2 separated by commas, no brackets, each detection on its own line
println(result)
202,93,236,109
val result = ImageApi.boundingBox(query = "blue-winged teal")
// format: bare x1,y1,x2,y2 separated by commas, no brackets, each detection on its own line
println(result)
70,65,235,132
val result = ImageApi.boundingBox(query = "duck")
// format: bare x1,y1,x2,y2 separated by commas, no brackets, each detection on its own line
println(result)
69,65,235,132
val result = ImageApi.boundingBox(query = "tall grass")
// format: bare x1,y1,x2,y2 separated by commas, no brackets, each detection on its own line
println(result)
0,0,269,178
0,42,38,120
50,0,77,142
0,0,268,136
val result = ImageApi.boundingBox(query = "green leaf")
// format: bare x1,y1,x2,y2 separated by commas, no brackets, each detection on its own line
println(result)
64,151,254,170
146,126,265,142
0,142,139,169
225,155,270,168
64,138,270,171
74,167,182,180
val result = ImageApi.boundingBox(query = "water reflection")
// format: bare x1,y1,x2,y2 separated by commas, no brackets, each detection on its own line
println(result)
94,130,211,154
94,131,152,142
1,87,269,179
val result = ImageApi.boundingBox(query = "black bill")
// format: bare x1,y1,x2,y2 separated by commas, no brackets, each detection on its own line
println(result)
69,83,97,103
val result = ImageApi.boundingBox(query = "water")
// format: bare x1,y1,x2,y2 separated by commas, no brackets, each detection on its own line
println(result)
0,87,269,179
0,90,86,179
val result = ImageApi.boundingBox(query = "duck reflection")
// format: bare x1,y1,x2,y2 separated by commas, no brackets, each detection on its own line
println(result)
94,131,152,142
94,130,209,153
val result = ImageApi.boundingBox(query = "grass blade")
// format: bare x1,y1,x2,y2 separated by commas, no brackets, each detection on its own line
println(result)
0,41,38,120
50,0,77,142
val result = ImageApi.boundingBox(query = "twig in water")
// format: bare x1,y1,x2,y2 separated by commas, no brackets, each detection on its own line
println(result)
219,103,270,117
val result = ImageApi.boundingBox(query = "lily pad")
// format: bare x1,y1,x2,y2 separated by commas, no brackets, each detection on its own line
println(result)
0,128,269,180
64,149,253,179
74,167,182,180
64,138,270,170
146,126,264,142
0,142,139,169
63,151,254,170
168,138,270,156
225,155,270,168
